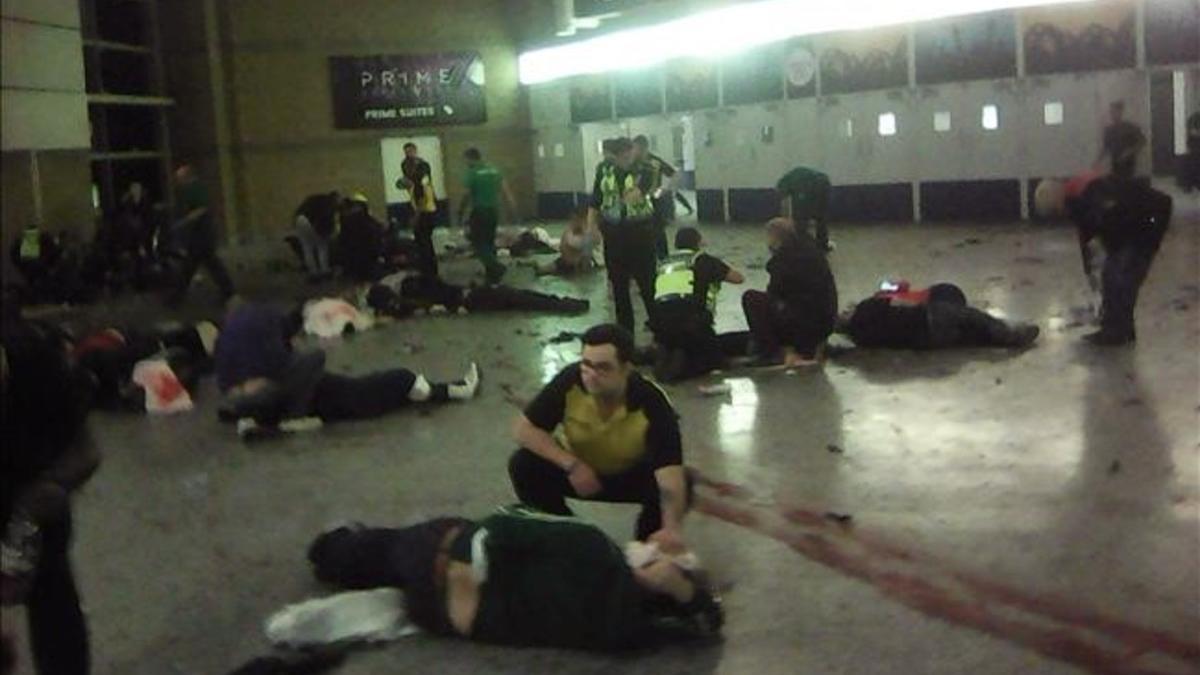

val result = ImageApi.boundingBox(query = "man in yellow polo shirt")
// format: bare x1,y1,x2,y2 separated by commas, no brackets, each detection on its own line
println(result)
509,324,691,548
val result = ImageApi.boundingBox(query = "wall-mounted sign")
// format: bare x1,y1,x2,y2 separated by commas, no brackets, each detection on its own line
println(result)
330,52,486,128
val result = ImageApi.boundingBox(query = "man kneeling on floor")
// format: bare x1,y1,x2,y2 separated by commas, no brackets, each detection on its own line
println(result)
304,505,721,652
214,299,478,440
650,226,746,382
509,324,691,548
836,281,1040,350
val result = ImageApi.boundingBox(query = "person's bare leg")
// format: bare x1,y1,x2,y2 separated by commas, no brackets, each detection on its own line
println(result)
783,346,819,368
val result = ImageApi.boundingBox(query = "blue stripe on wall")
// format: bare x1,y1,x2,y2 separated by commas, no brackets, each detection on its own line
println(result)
696,189,725,223
920,179,1021,221
536,192,578,219
830,183,912,222
728,188,780,223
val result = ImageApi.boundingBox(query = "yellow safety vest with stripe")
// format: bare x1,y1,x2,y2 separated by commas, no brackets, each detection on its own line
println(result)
654,249,719,316
599,164,654,224
19,229,41,260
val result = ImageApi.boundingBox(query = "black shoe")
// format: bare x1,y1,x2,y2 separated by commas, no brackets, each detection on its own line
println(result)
679,587,725,637
1084,330,1135,346
227,647,347,675
1009,324,1040,349
484,264,507,286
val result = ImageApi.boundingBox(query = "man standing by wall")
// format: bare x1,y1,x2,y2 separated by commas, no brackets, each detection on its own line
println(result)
166,165,235,306
396,143,439,278
588,138,657,339
1095,101,1146,179
458,148,517,285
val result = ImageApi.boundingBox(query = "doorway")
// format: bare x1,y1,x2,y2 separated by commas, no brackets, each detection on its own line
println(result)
380,135,447,228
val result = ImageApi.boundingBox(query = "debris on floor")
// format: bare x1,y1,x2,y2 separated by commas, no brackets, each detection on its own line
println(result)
698,382,732,396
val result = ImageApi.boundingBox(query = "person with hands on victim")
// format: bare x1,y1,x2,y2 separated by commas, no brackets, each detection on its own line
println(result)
508,323,692,551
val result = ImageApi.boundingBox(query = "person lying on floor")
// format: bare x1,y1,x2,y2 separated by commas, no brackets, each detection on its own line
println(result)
213,299,478,440
365,272,589,320
70,320,219,411
835,281,1040,350
650,226,746,382
304,504,722,652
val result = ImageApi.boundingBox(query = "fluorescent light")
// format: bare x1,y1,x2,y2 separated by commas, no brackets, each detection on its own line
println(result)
519,0,1094,84
982,104,999,130
878,112,897,136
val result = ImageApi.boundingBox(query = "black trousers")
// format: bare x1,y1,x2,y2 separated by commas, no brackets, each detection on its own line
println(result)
508,448,692,541
651,197,671,260
26,511,90,675
169,244,234,302
464,286,589,314
1099,243,1160,339
310,368,418,421
600,221,658,337
651,300,748,377
412,210,438,278
467,207,504,280
925,303,1021,348
221,350,417,423
741,289,831,358
306,518,471,636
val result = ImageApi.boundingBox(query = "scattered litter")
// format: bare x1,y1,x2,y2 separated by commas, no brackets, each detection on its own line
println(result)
985,275,1006,284
1121,397,1143,407
824,512,854,525
994,377,1003,385
1014,255,1046,264
1108,460,1121,475
826,443,844,454
698,383,732,396
1172,300,1191,312
548,330,581,344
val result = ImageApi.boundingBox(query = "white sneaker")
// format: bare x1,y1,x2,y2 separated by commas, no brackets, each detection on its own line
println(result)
265,588,417,647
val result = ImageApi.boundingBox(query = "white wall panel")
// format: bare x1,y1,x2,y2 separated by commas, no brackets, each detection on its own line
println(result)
1,88,89,150
1,18,85,91
1,0,80,27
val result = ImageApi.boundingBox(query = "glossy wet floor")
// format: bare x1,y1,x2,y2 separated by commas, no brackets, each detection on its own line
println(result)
4,200,1198,674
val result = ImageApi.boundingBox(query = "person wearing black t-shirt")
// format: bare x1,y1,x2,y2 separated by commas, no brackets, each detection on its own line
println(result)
650,227,746,381
509,324,692,546
835,282,1039,350
1096,101,1146,180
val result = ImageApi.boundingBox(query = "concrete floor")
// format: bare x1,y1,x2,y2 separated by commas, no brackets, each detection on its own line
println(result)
4,195,1199,675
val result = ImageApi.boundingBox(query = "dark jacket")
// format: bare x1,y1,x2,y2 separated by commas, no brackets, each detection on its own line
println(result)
766,232,838,325
296,193,340,239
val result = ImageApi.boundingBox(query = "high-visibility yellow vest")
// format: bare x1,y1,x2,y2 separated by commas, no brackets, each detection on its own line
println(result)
654,249,719,315
599,165,653,224
19,229,41,260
